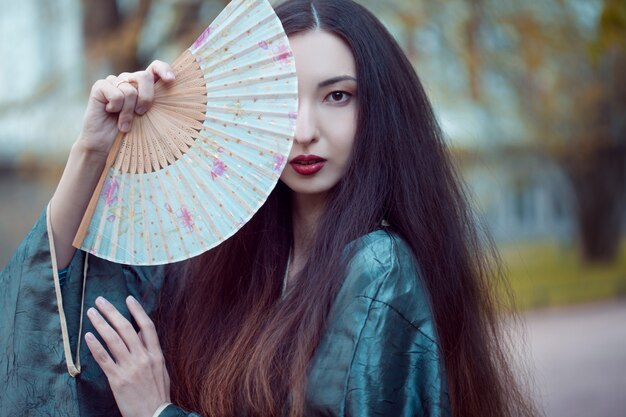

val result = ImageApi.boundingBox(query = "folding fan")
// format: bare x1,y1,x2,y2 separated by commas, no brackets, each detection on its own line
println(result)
73,0,298,265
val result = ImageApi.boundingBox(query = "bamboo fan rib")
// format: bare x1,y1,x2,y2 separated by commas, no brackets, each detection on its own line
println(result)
75,0,298,265
114,51,206,174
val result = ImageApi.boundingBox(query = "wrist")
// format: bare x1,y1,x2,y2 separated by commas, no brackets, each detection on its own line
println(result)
70,139,109,165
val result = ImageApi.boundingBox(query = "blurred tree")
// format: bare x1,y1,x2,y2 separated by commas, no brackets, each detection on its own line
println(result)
82,0,152,76
469,0,626,263
80,0,229,81
572,0,626,263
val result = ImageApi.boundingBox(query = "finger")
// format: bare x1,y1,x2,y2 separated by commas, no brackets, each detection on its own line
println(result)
137,329,169,393
126,296,161,354
115,81,138,133
147,60,175,83
132,70,155,115
94,296,144,354
85,332,118,376
91,79,125,113
88,305,138,364
117,71,132,80
87,307,131,364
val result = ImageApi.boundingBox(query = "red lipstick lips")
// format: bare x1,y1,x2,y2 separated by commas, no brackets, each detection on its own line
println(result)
290,154,327,175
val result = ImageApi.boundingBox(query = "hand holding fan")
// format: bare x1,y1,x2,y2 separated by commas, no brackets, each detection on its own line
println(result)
73,0,298,265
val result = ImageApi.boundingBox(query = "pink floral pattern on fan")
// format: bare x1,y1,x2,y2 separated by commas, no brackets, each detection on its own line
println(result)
288,111,298,128
273,154,286,174
273,43,291,65
193,26,212,49
211,159,226,179
101,177,119,207
258,40,291,65
165,203,195,233
176,207,195,233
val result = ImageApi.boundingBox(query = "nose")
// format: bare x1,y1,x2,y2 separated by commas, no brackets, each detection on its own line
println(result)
293,103,318,146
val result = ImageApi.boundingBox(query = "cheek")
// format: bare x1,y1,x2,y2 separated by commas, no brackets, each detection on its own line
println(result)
322,109,357,162
335,135,355,163
332,115,357,162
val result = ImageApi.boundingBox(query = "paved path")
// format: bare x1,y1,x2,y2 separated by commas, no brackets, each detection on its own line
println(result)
523,301,626,417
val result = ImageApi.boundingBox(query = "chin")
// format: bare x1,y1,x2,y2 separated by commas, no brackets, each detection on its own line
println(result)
287,184,332,196
280,177,338,197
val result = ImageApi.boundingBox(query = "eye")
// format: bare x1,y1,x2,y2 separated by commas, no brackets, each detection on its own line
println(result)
325,91,352,104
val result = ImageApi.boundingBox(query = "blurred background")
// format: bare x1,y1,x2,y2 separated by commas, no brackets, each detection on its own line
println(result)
1,0,625,415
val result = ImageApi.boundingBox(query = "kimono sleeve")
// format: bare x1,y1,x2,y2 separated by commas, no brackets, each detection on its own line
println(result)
0,205,169,416
0,206,83,414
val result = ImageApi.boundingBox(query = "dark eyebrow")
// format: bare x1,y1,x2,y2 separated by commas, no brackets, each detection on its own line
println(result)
318,75,357,88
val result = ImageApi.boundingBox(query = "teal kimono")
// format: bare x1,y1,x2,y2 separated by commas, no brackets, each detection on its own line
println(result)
0,206,450,416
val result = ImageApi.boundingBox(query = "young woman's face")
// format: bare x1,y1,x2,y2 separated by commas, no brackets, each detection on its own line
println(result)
279,30,358,197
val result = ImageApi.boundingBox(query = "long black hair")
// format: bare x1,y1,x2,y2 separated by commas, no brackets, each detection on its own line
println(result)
161,1,537,416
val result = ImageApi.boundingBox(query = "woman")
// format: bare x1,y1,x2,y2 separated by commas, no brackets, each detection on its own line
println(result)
0,0,536,416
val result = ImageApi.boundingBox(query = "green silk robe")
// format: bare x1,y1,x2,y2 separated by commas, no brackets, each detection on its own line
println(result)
0,207,450,416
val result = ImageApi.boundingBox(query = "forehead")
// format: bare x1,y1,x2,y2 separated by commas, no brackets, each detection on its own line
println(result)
288,31,356,84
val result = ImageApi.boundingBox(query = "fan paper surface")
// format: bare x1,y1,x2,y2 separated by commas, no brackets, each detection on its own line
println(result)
79,0,298,265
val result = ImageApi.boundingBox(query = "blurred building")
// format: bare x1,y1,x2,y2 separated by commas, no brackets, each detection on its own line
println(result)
462,148,576,243
0,0,85,166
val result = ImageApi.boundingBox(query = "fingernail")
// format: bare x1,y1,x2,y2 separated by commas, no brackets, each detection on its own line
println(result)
136,106,146,115
121,122,130,132
166,71,175,80
127,295,138,304
96,296,107,307
85,332,95,342
87,307,97,318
